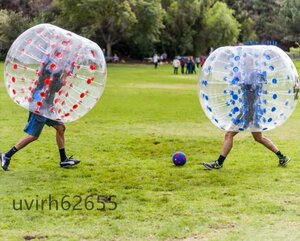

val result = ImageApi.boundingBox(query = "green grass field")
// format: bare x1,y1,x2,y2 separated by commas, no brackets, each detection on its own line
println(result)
0,62,300,241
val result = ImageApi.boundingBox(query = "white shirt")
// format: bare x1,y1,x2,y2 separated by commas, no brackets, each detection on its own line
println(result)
173,59,180,68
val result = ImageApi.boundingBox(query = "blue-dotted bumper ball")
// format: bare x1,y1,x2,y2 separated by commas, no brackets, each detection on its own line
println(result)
172,152,187,166
198,45,299,132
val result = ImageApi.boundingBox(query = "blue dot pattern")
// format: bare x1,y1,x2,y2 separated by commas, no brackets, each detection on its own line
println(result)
198,45,298,132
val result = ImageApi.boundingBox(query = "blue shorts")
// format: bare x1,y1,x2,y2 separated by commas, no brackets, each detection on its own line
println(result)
24,112,63,138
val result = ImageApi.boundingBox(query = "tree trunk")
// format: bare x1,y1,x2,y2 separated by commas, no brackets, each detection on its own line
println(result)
106,43,112,58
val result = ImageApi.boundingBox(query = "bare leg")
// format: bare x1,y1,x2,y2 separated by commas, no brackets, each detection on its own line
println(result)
220,131,239,157
53,124,65,149
1,135,37,171
53,124,80,167
15,135,38,150
251,132,279,153
202,131,238,169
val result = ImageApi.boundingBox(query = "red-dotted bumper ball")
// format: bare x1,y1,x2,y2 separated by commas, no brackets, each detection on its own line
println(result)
4,24,107,122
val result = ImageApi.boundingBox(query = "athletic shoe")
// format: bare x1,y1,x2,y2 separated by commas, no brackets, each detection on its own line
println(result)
60,156,80,168
203,160,223,170
278,156,291,167
1,153,11,171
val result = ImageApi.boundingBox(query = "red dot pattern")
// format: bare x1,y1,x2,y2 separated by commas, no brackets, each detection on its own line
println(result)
4,23,106,123
40,92,46,98
44,78,51,85
89,64,97,70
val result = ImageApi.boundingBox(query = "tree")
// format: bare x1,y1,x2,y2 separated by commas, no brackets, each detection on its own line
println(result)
55,0,137,57
160,0,201,56
1,0,293,59
202,2,240,49
0,0,31,14
231,0,284,42
28,0,59,24
224,0,257,42
280,0,300,43
130,0,165,58
194,0,218,54
0,9,30,51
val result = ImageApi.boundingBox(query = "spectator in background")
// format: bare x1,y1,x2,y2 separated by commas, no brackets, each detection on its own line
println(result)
186,56,193,74
195,56,200,68
172,57,180,74
153,54,159,69
191,57,196,74
180,58,185,74
160,54,164,63
200,55,206,67
162,52,167,63
113,54,119,63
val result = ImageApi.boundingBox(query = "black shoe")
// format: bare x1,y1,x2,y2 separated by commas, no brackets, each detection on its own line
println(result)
203,160,223,170
1,153,11,171
278,156,291,167
60,156,80,168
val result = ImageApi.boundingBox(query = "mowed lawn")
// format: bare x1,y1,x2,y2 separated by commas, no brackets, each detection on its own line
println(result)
0,61,300,241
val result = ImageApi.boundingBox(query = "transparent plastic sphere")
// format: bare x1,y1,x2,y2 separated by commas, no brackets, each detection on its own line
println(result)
4,23,106,122
198,45,299,132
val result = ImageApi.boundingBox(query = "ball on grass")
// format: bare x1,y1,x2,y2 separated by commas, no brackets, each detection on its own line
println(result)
172,152,187,166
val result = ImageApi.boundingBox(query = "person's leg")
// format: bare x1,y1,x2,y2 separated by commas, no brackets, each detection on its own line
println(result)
52,124,67,162
203,131,238,169
251,132,291,166
52,124,80,167
1,112,44,171
53,124,65,150
251,132,278,153
220,131,239,157
15,135,38,150
1,135,38,171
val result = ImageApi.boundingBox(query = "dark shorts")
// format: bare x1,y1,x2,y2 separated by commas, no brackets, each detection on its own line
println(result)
24,112,63,138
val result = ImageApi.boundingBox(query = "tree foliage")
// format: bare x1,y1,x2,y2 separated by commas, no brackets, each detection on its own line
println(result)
0,0,299,59
202,2,240,49
55,0,137,57
280,0,300,42
229,0,284,41
0,9,30,50
131,0,165,58
28,0,59,24
224,0,257,42
159,0,201,56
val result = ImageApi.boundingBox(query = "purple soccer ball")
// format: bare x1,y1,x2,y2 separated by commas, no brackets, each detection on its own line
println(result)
172,152,187,166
